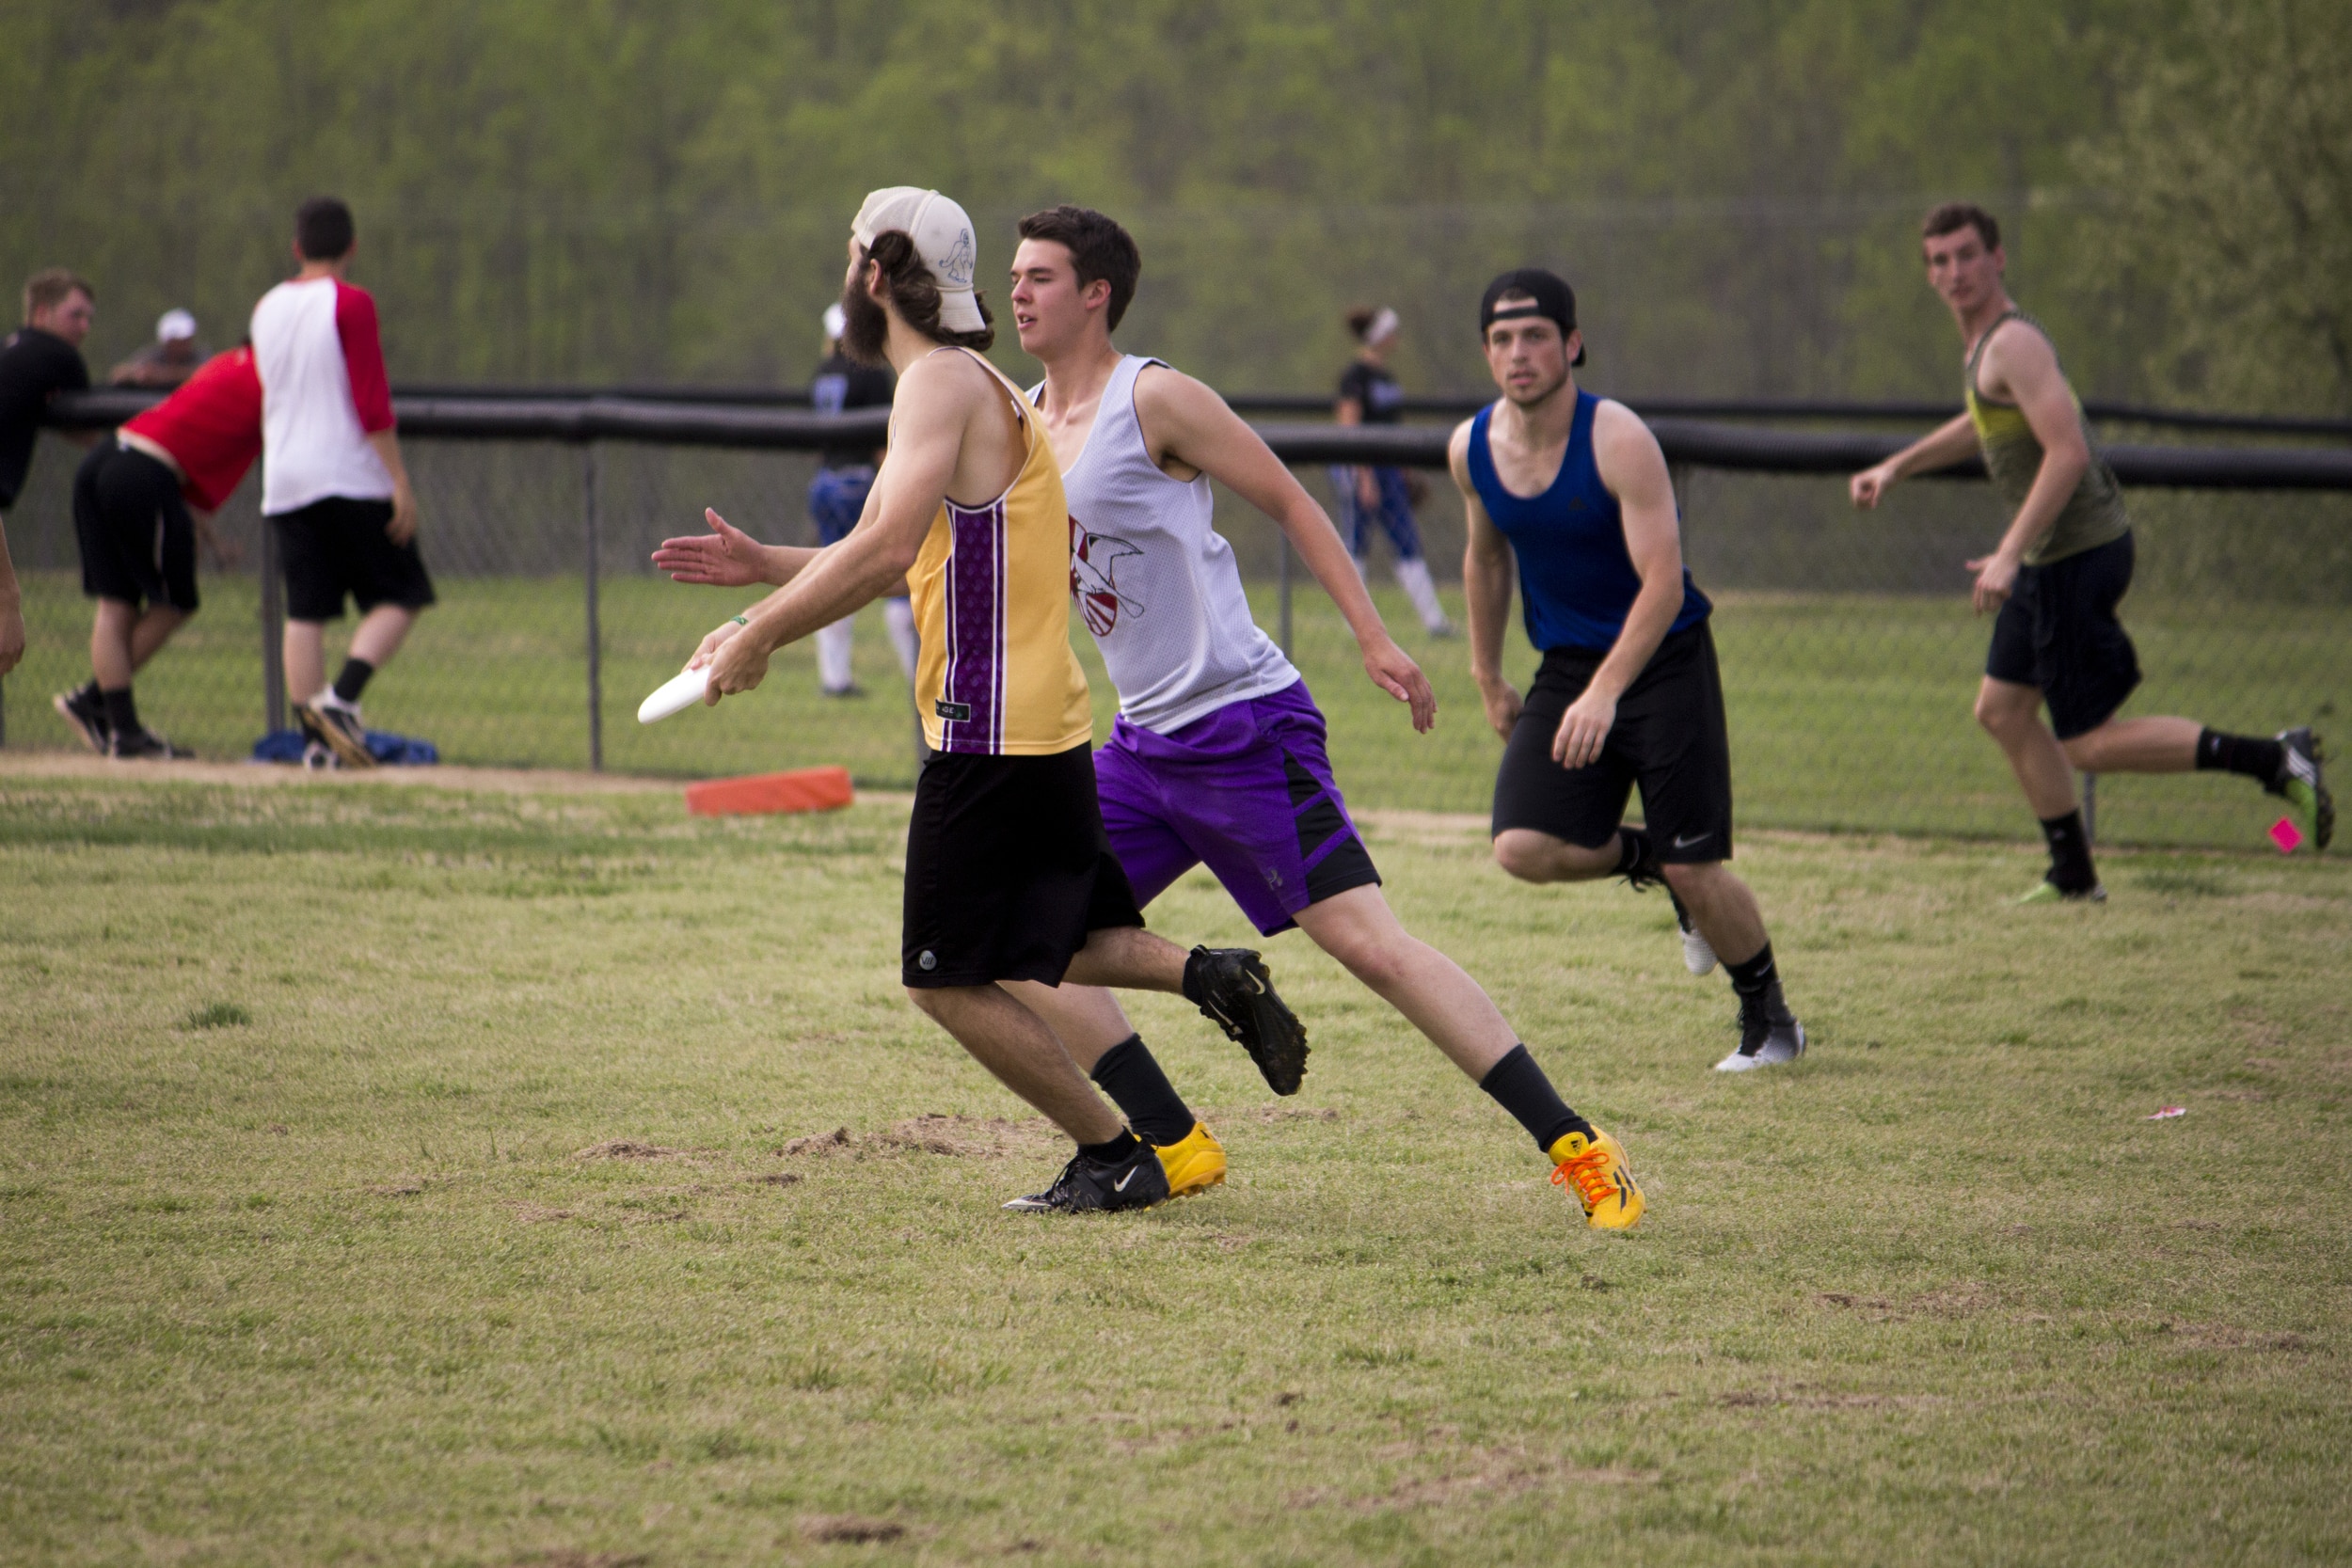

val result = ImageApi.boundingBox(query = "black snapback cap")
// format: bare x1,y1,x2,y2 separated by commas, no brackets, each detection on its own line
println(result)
1479,268,1584,365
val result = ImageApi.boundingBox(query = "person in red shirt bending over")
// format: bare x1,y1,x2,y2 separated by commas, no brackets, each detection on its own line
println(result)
250,197,428,768
53,344,262,758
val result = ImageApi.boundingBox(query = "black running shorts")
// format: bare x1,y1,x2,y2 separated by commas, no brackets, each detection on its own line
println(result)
268,495,437,622
1491,620,1735,863
73,436,199,612
902,742,1147,989
1983,530,2140,740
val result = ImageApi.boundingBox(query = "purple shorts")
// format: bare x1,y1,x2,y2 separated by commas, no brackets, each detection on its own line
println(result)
1094,680,1382,937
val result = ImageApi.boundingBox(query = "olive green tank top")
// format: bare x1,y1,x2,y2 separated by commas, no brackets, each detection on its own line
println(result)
1963,309,2130,565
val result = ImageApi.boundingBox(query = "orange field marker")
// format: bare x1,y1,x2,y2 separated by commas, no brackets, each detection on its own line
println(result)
684,766,854,817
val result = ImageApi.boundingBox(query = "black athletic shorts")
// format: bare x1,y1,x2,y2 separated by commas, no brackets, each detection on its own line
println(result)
1492,619,1735,863
902,742,1147,989
1984,530,2140,740
73,436,199,612
269,495,436,622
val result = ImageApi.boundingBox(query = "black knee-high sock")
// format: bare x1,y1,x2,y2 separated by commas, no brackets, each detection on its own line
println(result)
1614,827,1654,878
1088,1034,1198,1147
2196,727,2284,784
2039,809,2099,892
332,657,376,705
1724,942,1777,1000
1076,1129,1141,1163
100,686,141,736
1478,1044,1593,1153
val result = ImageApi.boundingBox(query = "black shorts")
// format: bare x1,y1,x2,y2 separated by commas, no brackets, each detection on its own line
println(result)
1984,531,2140,740
73,437,199,612
902,742,1147,989
269,495,436,622
1492,619,1735,863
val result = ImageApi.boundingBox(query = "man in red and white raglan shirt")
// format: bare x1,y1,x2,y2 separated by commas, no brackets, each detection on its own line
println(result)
53,344,263,757
249,196,430,768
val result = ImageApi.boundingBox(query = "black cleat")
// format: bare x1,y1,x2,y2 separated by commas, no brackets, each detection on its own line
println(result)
2270,727,2331,852
1188,945,1310,1095
106,726,188,760
52,684,110,753
1002,1141,1172,1213
296,694,375,768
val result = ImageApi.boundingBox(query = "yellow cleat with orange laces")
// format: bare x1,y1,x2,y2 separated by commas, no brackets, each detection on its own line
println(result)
1548,1127,1644,1230
1152,1122,1227,1199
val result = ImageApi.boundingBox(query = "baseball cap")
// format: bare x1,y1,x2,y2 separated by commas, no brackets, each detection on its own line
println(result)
822,302,846,341
851,186,984,333
1479,269,1584,365
156,309,198,343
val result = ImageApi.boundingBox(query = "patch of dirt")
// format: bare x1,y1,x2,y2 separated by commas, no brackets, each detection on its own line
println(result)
776,1128,852,1156
748,1172,802,1187
803,1515,905,1544
369,1177,428,1197
1224,1104,1341,1123
2156,1322,2311,1352
574,1141,686,1161
0,749,679,797
1285,1448,1650,1512
510,1205,575,1224
1719,1385,1947,1411
772,1116,1056,1161
1817,1281,1996,1322
265,1123,289,1135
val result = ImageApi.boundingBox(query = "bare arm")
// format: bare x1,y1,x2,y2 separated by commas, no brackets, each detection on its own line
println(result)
0,518,23,676
653,508,821,588
1962,325,2089,611
1452,420,1521,739
1849,411,1978,507
363,429,420,545
1551,402,1687,769
1138,366,1433,730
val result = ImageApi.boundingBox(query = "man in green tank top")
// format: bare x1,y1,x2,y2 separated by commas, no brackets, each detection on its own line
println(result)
1850,202,2329,897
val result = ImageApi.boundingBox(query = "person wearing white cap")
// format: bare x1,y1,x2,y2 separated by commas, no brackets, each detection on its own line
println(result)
654,187,1309,1216
1333,305,1454,637
108,308,209,389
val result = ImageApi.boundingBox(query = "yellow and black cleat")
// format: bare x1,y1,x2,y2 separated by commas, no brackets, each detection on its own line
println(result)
1548,1127,1644,1231
1153,1122,1227,1199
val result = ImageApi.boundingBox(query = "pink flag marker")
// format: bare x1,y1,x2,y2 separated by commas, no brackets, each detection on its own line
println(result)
2146,1106,2186,1120
2270,817,2304,853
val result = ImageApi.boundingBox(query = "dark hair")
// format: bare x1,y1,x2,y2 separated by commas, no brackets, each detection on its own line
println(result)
295,197,357,261
860,230,994,350
1345,307,1379,341
23,267,94,325
1922,201,2000,253
1015,205,1140,331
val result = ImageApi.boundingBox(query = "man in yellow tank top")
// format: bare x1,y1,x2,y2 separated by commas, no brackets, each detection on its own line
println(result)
671,188,1308,1213
1851,202,2329,896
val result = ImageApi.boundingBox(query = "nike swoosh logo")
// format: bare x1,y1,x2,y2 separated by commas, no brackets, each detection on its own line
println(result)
1113,1168,1138,1192
1673,833,1712,848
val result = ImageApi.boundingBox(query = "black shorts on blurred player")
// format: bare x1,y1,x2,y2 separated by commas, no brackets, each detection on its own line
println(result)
268,495,437,622
72,436,199,612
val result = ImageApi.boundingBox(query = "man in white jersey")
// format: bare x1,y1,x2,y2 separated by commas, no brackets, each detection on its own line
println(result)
1001,205,1643,1229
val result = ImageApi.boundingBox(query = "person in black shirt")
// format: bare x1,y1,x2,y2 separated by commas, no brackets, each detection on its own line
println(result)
0,269,100,677
1331,305,1453,636
806,303,913,695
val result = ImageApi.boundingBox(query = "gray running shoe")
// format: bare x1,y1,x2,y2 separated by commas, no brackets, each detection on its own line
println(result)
1669,888,1717,975
2270,727,2331,851
296,692,375,768
1715,985,1805,1073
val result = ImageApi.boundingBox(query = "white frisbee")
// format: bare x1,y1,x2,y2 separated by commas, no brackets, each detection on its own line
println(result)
637,665,712,724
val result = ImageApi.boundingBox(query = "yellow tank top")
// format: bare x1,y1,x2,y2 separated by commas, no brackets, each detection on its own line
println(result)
905,350,1094,755
1963,309,2130,566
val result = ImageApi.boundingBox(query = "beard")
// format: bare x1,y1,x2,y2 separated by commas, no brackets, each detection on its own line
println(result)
838,275,892,366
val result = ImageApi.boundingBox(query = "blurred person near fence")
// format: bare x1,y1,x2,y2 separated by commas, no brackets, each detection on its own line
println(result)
0,270,99,677
252,197,430,769
54,343,261,759
108,309,209,388
808,302,915,696
1331,305,1454,638
1850,202,2332,891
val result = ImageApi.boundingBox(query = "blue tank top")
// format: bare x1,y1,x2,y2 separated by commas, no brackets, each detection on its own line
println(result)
1468,391,1710,654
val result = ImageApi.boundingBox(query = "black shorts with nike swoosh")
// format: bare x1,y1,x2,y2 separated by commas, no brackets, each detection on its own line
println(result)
1491,620,1735,863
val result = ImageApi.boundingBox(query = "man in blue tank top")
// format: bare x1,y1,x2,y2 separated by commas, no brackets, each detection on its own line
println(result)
1450,270,1805,1072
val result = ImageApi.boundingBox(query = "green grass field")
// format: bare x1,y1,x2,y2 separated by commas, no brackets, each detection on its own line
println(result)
6,570,2341,849
2,768,2347,1565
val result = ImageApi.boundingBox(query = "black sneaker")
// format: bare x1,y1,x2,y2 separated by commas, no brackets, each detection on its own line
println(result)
295,694,375,768
52,684,110,753
107,726,188,760
1188,946,1310,1095
2269,727,2331,852
1716,984,1804,1073
1002,1142,1172,1213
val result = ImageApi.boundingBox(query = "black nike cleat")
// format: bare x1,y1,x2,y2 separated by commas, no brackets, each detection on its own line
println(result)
52,684,110,753
1002,1141,1172,1213
1187,945,1310,1095
106,726,188,761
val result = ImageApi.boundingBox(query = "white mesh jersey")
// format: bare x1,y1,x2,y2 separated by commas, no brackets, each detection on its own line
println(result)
1039,355,1298,735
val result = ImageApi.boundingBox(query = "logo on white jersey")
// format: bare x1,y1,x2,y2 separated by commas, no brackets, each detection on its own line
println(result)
1070,516,1145,637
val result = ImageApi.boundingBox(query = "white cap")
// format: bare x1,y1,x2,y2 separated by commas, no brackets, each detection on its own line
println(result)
156,309,198,343
1364,307,1399,346
850,186,984,333
822,302,846,341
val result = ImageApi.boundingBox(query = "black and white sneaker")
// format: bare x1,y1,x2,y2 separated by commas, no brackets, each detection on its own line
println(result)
106,726,188,761
296,691,375,768
2270,727,2331,851
1002,1142,1172,1213
1715,985,1805,1073
52,684,110,753
1188,946,1310,1095
1668,888,1718,975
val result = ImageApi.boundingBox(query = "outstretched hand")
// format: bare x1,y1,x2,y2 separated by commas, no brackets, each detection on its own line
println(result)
653,509,770,587
1849,463,1898,509
1362,636,1437,733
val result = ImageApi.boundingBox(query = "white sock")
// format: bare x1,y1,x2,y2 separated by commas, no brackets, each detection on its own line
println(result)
1393,557,1453,632
882,596,920,684
816,617,856,691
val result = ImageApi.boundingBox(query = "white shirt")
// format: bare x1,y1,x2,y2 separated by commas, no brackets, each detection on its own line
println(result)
249,277,396,515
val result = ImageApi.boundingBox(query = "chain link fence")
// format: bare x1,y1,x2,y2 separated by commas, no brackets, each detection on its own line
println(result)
4,412,2344,851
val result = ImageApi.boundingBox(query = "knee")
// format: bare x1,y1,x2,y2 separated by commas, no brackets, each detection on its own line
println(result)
904,986,947,1022
1328,931,1409,991
1492,832,1550,883
1660,861,1722,902
1975,688,2033,738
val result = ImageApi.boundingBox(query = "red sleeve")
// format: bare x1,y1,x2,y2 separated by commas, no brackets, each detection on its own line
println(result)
333,281,396,434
